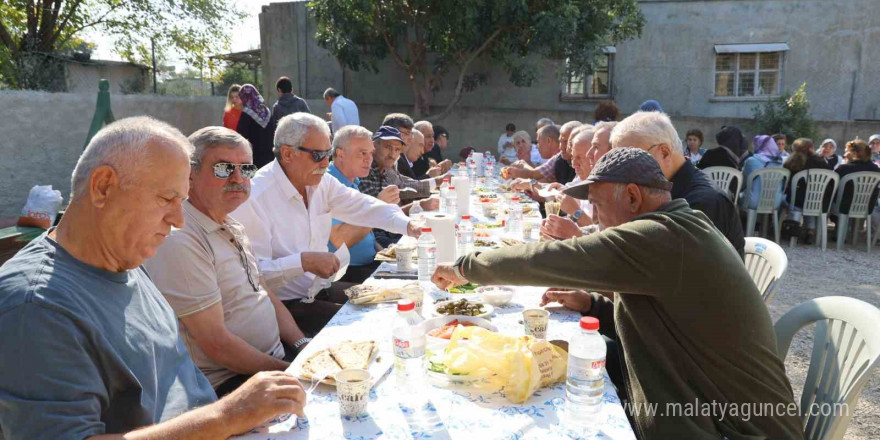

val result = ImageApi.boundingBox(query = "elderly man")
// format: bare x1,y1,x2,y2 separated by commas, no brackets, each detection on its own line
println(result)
363,114,445,201
587,120,616,169
414,120,451,175
429,125,450,162
0,117,304,439
361,126,440,247
506,124,562,181
541,125,598,239
323,87,359,131
433,148,803,440
328,125,400,284
870,134,880,163
231,113,421,336
145,127,309,397
610,111,745,257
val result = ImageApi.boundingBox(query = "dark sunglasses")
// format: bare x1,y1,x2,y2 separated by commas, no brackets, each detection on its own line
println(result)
297,146,333,163
212,162,258,179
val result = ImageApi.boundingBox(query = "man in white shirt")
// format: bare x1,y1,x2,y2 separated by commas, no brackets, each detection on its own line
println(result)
323,88,360,132
231,113,420,335
497,123,517,164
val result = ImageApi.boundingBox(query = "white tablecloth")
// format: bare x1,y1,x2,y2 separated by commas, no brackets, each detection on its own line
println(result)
236,181,636,440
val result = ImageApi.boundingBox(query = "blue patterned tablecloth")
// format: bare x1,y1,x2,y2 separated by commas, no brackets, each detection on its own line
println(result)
236,279,635,440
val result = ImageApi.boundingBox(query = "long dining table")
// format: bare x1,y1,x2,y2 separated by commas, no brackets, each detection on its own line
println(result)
235,176,636,440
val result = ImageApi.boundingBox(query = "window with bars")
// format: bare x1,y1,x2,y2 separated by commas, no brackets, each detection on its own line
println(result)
714,51,783,97
563,53,613,99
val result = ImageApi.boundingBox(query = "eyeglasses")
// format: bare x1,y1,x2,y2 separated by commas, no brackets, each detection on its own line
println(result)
213,163,258,179
297,146,333,163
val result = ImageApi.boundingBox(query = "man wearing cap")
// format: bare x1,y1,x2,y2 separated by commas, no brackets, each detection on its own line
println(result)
432,148,803,440
360,125,441,247
870,134,880,164
231,113,422,336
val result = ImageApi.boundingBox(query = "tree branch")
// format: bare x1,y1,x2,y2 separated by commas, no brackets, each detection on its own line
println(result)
0,18,18,56
427,26,505,121
25,0,38,49
47,0,85,48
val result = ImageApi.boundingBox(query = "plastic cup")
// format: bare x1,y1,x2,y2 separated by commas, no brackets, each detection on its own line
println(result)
523,308,550,339
396,246,416,272
335,369,371,417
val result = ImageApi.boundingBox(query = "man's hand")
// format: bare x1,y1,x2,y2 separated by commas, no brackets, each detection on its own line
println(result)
511,178,536,192
419,196,440,211
432,264,466,290
540,215,583,240
378,185,401,205
560,195,580,216
540,288,592,313
406,221,424,238
426,166,442,177
218,371,306,435
510,160,529,169
301,252,341,278
438,159,453,173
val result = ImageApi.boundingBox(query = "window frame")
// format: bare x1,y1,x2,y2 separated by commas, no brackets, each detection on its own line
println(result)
560,49,615,101
712,44,787,101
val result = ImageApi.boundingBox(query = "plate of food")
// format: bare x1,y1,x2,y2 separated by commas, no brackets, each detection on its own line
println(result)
432,298,493,318
446,282,480,294
474,221,504,229
500,237,525,247
474,238,499,249
345,282,422,305
375,244,417,262
290,340,391,387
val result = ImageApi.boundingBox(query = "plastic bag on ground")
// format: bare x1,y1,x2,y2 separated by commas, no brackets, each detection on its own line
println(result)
17,185,63,229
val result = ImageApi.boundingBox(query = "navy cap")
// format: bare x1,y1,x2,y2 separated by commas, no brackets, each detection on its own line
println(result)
372,125,405,143
563,147,673,200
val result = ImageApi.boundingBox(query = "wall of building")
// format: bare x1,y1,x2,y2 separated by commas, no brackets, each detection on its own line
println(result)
614,0,880,121
66,63,148,94
0,91,225,218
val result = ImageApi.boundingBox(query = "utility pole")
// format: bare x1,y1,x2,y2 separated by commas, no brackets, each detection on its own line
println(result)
151,38,158,94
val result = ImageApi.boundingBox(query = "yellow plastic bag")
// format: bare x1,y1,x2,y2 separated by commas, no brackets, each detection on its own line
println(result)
442,327,568,403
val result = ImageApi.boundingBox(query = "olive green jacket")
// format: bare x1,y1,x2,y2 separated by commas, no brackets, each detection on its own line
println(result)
459,199,803,440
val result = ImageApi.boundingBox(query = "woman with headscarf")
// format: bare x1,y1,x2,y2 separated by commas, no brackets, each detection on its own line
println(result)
741,135,785,210
816,138,843,169
697,125,750,170
783,138,833,243
236,84,275,168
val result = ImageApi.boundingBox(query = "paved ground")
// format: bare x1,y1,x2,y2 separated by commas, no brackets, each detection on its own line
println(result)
765,242,879,440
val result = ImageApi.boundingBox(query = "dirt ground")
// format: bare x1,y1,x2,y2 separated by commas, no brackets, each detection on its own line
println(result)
765,242,879,440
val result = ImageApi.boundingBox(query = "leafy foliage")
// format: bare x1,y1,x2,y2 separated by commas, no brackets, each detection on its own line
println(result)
752,83,818,142
0,0,240,90
308,0,644,120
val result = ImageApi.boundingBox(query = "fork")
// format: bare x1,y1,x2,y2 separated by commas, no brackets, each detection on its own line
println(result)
306,369,334,396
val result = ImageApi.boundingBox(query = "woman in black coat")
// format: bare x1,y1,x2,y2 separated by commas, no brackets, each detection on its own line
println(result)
235,84,275,168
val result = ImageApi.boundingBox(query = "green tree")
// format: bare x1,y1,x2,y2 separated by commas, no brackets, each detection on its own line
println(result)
309,0,643,120
752,83,818,143
0,0,240,90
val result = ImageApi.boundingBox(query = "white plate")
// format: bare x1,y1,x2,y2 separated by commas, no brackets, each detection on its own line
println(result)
430,300,494,319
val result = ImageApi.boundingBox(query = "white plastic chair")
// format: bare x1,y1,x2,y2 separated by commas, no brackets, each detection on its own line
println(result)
789,169,839,250
743,237,787,304
775,296,880,440
703,166,743,205
832,171,880,252
743,168,790,243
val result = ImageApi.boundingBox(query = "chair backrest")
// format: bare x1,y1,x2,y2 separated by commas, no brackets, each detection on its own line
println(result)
745,167,790,213
743,237,787,303
790,169,839,216
775,297,880,440
832,171,880,219
703,166,743,203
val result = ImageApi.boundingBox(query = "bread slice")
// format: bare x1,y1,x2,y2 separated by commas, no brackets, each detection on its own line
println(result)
329,340,376,370
300,349,342,379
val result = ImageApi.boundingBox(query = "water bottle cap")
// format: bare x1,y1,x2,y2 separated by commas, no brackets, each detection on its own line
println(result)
461,215,470,220
421,227,432,233
580,317,600,331
512,196,520,201
443,178,450,182
397,299,415,311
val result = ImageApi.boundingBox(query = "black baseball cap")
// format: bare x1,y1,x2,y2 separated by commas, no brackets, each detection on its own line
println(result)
563,147,673,200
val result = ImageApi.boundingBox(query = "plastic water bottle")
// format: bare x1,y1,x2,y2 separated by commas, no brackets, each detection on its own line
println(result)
409,201,424,224
456,215,475,257
566,317,606,419
445,186,458,217
485,154,496,182
438,178,451,213
507,196,523,238
467,158,477,186
392,299,426,398
417,228,437,283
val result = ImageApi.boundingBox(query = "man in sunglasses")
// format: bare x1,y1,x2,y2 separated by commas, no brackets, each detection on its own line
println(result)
145,126,310,397
232,113,422,335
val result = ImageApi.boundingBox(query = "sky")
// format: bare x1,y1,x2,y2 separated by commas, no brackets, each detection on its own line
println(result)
88,0,277,69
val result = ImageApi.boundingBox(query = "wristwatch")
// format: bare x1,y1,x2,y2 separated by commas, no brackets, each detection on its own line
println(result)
571,209,583,221
293,337,312,350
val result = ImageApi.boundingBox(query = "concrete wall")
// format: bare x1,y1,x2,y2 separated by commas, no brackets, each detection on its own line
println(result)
66,63,148,94
0,91,225,218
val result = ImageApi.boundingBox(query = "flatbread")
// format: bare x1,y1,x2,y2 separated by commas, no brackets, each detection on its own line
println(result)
329,340,376,370
300,349,342,380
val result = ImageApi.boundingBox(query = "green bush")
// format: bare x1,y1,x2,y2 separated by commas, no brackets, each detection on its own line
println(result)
752,82,817,143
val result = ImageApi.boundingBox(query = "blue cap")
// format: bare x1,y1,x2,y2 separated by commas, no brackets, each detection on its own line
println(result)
372,125,405,143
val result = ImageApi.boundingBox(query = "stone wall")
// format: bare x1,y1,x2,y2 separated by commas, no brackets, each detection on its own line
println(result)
0,91,225,218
